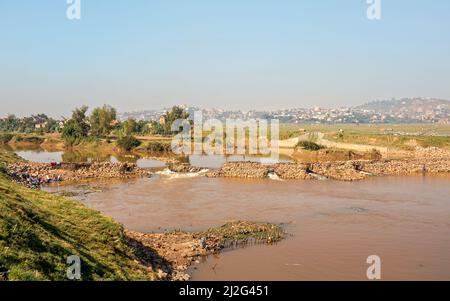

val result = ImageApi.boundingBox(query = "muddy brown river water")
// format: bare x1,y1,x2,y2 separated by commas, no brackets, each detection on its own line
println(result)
44,174,450,280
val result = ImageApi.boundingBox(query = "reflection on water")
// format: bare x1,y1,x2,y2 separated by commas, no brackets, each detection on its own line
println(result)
16,150,64,164
8,148,167,169
9,146,296,170
44,175,450,280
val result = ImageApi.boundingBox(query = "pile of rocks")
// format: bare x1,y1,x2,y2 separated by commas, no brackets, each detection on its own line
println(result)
414,147,450,160
168,163,205,173
360,158,450,175
310,161,367,181
7,161,151,185
207,153,450,181
271,163,313,180
207,162,269,179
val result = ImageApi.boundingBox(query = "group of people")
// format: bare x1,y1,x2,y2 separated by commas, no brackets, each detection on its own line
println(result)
13,161,63,188
16,172,62,188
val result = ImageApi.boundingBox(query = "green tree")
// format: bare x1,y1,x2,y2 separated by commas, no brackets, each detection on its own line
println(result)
44,118,59,133
0,115,20,132
122,118,137,136
164,106,190,135
89,105,117,137
61,106,90,146
149,106,190,136
116,135,141,151
135,120,150,134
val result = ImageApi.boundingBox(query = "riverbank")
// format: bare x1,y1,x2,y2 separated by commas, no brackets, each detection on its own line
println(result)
125,221,285,281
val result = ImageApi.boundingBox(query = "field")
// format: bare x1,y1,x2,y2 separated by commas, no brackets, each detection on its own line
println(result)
280,124,450,150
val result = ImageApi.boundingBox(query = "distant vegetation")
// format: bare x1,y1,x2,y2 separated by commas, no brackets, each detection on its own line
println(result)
1,105,190,151
0,114,60,134
0,133,13,144
142,141,171,152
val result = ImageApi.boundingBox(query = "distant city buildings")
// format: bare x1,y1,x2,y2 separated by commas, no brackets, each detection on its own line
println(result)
117,98,450,125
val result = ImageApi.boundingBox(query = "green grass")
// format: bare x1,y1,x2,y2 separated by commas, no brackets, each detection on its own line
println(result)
200,221,286,244
0,150,152,280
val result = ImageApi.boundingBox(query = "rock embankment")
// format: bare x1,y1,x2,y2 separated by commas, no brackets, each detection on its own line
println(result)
6,161,150,186
206,148,450,181
206,162,314,180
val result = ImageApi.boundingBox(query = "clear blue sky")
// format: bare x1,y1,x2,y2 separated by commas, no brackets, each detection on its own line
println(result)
1,0,450,117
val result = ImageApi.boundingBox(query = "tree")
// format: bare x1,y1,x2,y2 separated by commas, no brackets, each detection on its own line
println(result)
89,105,117,137
61,106,90,146
0,115,19,132
44,118,59,133
149,106,190,136
122,118,137,136
135,120,150,134
117,135,141,151
164,106,190,135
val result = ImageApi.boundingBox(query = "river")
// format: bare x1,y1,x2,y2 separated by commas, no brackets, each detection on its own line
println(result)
6,147,450,280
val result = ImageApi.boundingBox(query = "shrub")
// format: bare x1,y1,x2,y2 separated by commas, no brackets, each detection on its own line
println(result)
117,135,141,151
0,164,7,175
295,140,324,151
13,135,44,144
144,141,171,152
0,133,14,144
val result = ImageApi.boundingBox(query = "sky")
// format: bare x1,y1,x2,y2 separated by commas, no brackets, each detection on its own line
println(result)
1,0,450,117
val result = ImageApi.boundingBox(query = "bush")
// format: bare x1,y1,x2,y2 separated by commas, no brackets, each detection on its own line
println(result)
117,135,141,151
295,140,324,151
369,149,382,160
0,164,7,175
144,141,171,152
13,135,44,144
0,133,14,144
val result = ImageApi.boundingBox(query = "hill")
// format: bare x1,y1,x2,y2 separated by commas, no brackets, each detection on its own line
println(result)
356,98,450,114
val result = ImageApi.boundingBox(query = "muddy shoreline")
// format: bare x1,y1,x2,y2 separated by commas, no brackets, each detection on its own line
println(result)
125,221,285,281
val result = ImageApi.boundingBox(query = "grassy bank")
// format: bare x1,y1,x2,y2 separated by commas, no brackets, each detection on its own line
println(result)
0,150,152,280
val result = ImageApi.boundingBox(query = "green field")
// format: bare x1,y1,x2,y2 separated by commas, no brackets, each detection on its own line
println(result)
280,124,450,150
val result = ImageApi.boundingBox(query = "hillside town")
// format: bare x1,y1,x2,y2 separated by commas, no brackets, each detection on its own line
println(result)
118,98,450,125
